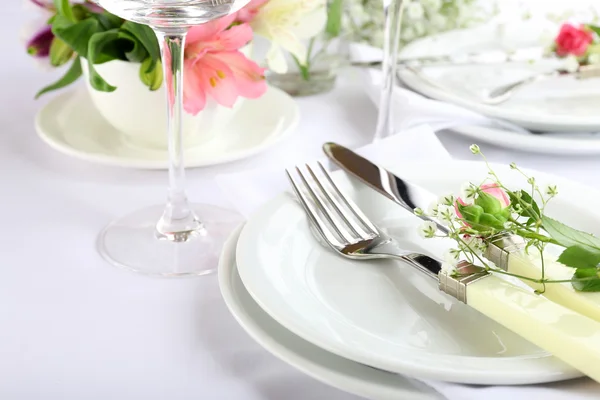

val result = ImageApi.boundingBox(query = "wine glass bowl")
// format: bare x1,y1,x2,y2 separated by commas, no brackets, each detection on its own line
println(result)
95,0,250,28
93,0,250,277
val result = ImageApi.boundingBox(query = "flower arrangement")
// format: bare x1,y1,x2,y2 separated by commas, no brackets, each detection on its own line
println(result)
26,0,330,114
550,22,600,68
416,145,600,293
345,0,489,48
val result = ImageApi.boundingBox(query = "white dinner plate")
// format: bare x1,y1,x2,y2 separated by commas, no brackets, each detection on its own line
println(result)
235,159,599,385
398,22,600,133
35,87,299,170
219,224,442,400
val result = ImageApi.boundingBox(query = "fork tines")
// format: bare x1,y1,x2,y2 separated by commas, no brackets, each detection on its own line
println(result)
286,162,378,248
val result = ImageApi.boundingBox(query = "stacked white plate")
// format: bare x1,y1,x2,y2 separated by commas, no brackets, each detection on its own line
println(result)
218,159,600,399
366,21,600,155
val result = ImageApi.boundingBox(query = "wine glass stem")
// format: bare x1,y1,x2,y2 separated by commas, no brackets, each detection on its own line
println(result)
154,29,201,241
374,0,405,142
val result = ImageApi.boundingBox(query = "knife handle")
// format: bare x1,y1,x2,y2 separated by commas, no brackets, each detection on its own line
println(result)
508,252,600,324
486,236,600,324
466,273,600,383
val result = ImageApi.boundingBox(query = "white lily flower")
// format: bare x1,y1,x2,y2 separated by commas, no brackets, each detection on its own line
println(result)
250,0,327,74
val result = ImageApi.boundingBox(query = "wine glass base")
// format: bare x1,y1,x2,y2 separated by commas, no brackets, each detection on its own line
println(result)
97,204,243,277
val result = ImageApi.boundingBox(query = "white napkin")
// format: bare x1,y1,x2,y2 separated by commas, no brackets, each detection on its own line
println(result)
215,126,600,400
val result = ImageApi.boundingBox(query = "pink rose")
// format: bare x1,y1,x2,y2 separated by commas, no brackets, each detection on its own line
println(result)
555,23,594,57
455,183,510,223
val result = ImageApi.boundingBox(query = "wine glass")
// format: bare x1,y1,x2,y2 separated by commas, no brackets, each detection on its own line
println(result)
374,0,405,141
93,0,251,277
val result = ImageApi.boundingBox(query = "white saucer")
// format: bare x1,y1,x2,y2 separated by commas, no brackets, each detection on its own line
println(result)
219,224,442,400
35,87,300,169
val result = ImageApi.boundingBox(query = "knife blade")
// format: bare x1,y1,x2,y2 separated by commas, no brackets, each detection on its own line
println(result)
322,142,449,235
323,142,600,324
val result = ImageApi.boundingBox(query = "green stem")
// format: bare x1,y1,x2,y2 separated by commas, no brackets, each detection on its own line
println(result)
292,37,317,82
516,229,559,245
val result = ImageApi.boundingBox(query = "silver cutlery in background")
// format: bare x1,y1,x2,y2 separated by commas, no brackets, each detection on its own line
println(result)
481,64,600,105
286,161,600,383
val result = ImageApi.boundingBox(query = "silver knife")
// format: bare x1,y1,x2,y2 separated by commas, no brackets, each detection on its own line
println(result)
323,142,600,323
322,142,449,235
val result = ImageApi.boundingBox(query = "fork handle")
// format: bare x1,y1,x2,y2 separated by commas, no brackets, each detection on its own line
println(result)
465,273,600,383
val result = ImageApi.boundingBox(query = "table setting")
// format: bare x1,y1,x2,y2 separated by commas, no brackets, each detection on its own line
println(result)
6,0,600,399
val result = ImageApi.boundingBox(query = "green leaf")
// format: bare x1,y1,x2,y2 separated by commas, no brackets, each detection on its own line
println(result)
86,30,119,92
54,0,77,23
572,268,600,292
325,0,343,37
475,192,502,215
588,25,600,38
477,213,505,230
457,203,483,224
507,190,540,220
71,4,91,21
118,30,148,63
49,37,74,67
91,12,124,30
120,22,160,73
542,216,600,252
139,58,163,91
35,56,82,99
52,15,101,56
557,246,600,269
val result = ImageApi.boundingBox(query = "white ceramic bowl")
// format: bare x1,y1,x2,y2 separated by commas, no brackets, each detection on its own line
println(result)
81,50,249,149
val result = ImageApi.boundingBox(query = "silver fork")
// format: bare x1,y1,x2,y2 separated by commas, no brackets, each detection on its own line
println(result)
286,162,458,283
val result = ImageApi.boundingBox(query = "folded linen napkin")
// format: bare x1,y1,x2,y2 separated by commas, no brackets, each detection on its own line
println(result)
215,126,600,400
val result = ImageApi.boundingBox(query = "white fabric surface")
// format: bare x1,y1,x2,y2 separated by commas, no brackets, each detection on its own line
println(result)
4,1,600,399
215,127,600,400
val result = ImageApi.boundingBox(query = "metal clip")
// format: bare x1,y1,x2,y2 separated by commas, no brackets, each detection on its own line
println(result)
484,234,527,271
439,261,490,304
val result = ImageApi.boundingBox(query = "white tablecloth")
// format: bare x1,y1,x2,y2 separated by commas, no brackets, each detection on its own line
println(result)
4,3,600,399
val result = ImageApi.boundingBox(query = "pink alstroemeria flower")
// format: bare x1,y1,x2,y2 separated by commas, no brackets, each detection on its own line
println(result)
183,14,267,115
236,0,269,23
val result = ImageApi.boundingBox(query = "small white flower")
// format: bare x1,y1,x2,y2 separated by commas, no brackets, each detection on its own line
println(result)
469,144,481,154
444,249,460,266
510,162,518,170
438,205,457,224
460,182,478,202
441,262,457,276
439,193,455,207
406,2,425,20
418,221,437,239
428,201,440,217
421,0,442,12
564,56,580,73
461,235,486,255
589,53,600,65
527,177,536,185
545,184,558,196
414,207,424,216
